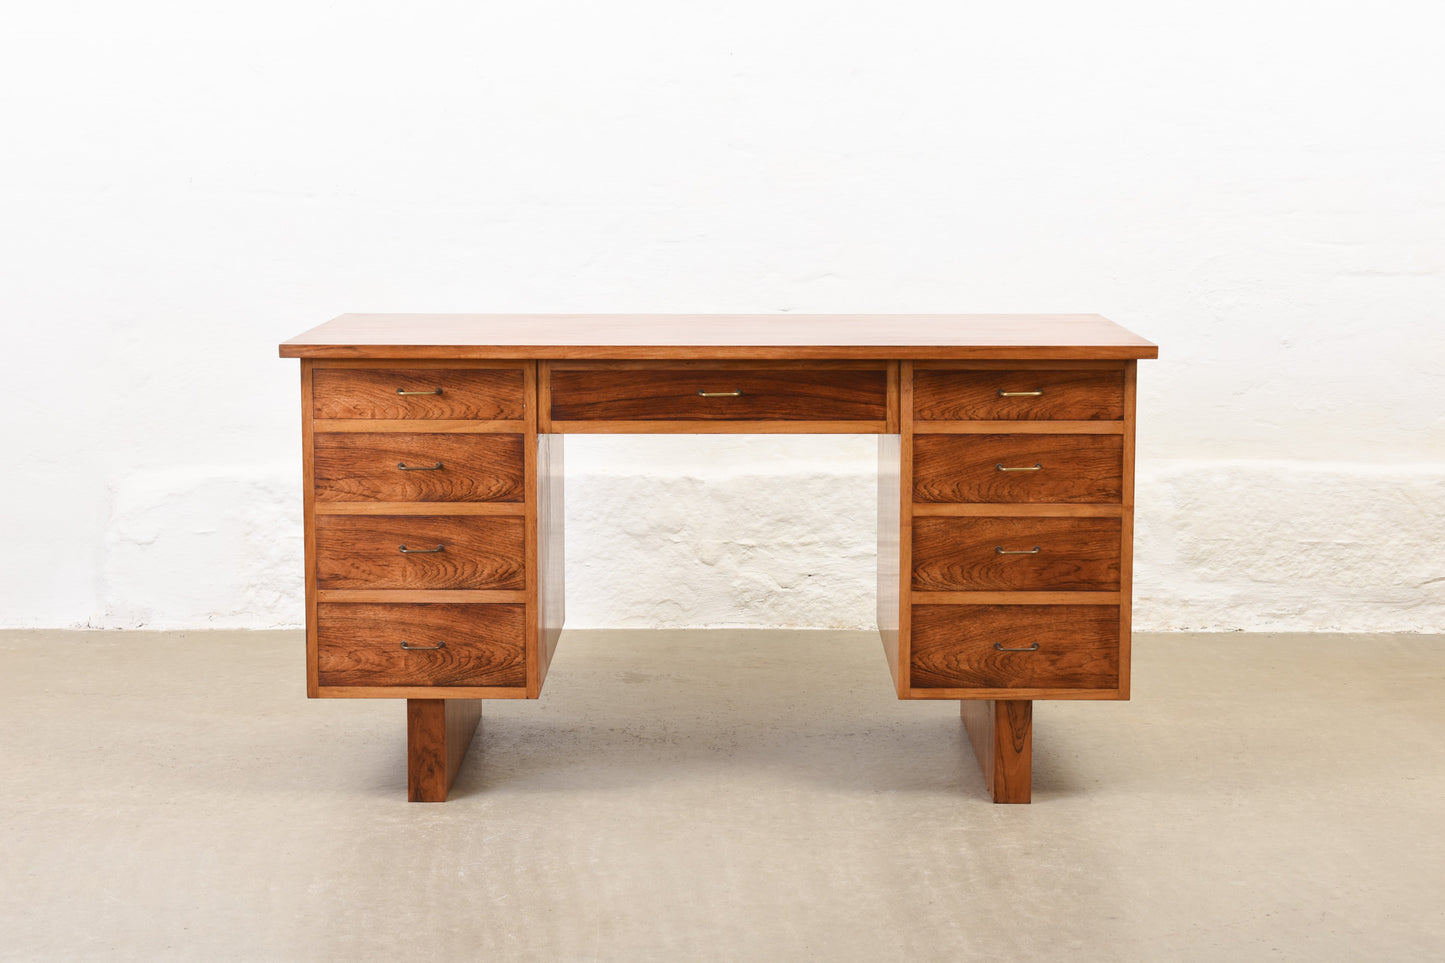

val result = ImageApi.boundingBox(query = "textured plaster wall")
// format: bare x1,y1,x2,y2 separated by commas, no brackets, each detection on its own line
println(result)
2,1,1442,631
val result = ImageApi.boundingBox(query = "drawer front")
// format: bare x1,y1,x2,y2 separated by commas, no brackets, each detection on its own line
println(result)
913,434,1123,504
550,367,888,422
317,603,526,687
910,604,1119,689
312,368,525,420
914,369,1123,421
912,516,1121,592
315,516,525,590
313,433,524,502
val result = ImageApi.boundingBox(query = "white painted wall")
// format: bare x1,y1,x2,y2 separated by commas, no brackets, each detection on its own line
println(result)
2,1,1441,631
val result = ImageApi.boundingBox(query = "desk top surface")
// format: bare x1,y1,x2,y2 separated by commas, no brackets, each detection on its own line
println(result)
279,314,1157,360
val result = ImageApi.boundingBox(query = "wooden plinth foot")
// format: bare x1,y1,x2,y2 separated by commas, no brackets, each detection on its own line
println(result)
407,699,482,802
960,699,1032,804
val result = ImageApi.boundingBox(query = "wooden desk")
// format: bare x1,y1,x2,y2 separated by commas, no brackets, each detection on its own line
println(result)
280,315,1157,802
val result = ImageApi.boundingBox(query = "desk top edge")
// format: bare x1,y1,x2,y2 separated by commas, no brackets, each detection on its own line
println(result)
279,314,1159,360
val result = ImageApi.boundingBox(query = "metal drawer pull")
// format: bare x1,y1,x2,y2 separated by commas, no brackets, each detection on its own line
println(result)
996,462,1043,472
697,390,743,397
400,640,447,651
997,390,1044,397
994,642,1040,652
397,461,443,471
399,544,445,554
995,545,1041,555
397,388,443,395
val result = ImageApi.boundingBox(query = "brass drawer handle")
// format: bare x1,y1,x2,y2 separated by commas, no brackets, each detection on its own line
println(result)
397,461,443,471
994,642,1040,652
996,462,1043,472
697,390,743,398
400,640,447,651
397,388,443,395
399,544,445,554
995,546,1041,555
997,390,1044,397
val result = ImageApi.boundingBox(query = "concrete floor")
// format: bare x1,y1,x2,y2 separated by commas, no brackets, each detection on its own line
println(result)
1,630,1442,962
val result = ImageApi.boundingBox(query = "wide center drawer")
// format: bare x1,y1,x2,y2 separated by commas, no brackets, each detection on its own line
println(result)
315,515,525,590
313,433,525,502
316,602,526,687
910,604,1119,689
312,367,525,420
549,366,888,423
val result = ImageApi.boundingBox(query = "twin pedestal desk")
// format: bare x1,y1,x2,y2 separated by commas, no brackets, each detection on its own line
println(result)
279,315,1157,803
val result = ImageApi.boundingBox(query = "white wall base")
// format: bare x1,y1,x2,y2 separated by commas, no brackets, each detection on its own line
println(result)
88,443,1445,633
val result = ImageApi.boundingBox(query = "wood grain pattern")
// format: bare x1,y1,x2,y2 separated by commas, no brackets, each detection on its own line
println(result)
314,501,525,516
1120,360,1137,700
522,362,540,695
536,432,565,685
896,362,915,695
960,700,1031,803
313,367,525,420
913,591,1120,606
913,434,1123,504
912,503,1124,517
877,433,901,691
313,433,524,503
318,590,524,603
314,515,524,590
915,421,1122,435
550,367,888,422
407,699,482,802
313,419,525,433
302,360,319,698
914,369,1123,421
317,603,526,687
909,604,1118,689
279,314,1159,360
911,516,1121,592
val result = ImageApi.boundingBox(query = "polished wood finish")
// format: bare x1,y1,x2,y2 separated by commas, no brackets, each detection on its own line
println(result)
914,591,1120,606
318,590,524,603
315,515,524,590
284,315,1151,804
407,699,481,802
314,501,525,516
312,367,525,420
910,604,1119,690
301,360,320,698
313,419,525,434
914,368,1124,421
894,363,916,697
916,420,1122,435
316,603,526,687
1119,361,1138,699
960,700,1032,803
911,516,1121,592
877,433,902,691
280,314,1159,360
913,434,1123,504
521,362,541,697
550,366,888,423
313,433,525,503
913,502,1124,517
536,432,565,686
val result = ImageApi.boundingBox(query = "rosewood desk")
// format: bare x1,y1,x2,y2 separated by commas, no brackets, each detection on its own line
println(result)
279,315,1157,803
